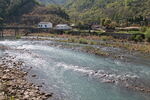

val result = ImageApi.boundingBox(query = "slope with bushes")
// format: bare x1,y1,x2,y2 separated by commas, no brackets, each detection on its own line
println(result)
0,0,69,25
65,0,150,24
0,0,39,24
22,5,69,25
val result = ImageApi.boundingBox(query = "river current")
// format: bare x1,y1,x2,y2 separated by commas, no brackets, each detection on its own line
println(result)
0,38,150,100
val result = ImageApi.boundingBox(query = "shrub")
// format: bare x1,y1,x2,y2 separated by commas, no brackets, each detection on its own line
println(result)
100,36,113,41
145,28,150,42
15,35,21,39
135,35,144,42
90,41,97,45
140,26,147,32
130,34,144,42
79,38,88,44
69,38,76,43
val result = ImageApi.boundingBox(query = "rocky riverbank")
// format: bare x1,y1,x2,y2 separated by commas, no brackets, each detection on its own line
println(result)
0,54,53,100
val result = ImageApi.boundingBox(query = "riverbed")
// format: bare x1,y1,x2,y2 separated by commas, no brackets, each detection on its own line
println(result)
0,37,150,100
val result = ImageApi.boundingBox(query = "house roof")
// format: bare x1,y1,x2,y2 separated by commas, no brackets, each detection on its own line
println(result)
39,22,52,24
56,24,68,26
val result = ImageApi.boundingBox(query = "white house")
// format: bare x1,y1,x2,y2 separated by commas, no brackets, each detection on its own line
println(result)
55,24,72,30
38,22,53,28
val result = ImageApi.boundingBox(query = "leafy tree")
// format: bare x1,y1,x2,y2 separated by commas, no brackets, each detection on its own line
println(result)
145,28,150,42
0,17,4,26
102,18,112,27
64,0,150,26
0,0,38,23
0,0,10,18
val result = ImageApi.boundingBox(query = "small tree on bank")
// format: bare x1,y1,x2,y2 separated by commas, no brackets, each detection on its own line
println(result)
0,17,3,26
145,28,150,42
101,18,112,27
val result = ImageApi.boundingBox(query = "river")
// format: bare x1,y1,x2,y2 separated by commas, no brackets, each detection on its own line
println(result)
0,38,150,100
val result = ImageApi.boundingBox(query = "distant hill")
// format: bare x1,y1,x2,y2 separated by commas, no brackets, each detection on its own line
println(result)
64,0,150,24
21,5,69,25
1,0,150,26
0,0,69,25
0,0,38,23
38,0,150,24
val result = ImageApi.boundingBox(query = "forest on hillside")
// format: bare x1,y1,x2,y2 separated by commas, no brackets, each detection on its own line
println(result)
0,0,150,27
0,0,38,24
35,0,150,27
65,0,150,26
0,0,69,26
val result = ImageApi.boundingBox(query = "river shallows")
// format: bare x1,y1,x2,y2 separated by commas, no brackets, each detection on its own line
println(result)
0,39,150,100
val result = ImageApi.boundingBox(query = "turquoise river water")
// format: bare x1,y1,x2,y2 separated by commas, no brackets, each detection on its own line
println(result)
0,39,150,100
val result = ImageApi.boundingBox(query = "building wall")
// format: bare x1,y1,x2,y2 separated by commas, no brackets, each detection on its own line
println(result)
38,23,53,28
55,25,72,30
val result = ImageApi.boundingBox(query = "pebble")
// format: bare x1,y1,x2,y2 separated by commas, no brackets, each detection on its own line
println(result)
0,55,53,100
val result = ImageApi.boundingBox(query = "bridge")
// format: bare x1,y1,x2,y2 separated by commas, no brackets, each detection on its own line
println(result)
0,26,53,37
0,26,35,37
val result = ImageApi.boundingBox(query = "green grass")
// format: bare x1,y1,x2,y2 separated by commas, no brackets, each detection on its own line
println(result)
29,32,150,53
79,38,88,44
116,31,143,34
145,28,150,42
15,35,21,39
100,36,113,41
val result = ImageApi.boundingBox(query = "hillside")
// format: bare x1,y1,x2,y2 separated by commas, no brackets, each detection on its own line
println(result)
1,0,150,26
22,5,69,25
65,0,150,24
0,0,38,23
37,0,150,25
0,0,69,25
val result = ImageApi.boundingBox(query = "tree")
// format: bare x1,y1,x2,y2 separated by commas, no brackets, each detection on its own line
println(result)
0,17,4,26
0,0,11,18
0,0,38,23
102,18,112,27
145,28,150,42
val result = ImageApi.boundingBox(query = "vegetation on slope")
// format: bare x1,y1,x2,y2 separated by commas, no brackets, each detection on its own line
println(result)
22,4,69,25
0,0,39,24
65,0,150,25
1,0,150,27
0,0,69,25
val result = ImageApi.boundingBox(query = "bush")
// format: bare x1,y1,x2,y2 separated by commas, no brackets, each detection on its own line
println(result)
79,38,88,44
135,35,144,42
15,35,21,39
100,36,113,41
69,38,76,42
90,41,97,45
140,26,147,32
145,28,150,42
131,34,144,42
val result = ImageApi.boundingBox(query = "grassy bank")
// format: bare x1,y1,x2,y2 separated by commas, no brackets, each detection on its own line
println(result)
29,33,150,54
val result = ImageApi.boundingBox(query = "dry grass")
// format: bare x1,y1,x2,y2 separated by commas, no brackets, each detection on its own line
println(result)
29,33,56,37
30,33,150,54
